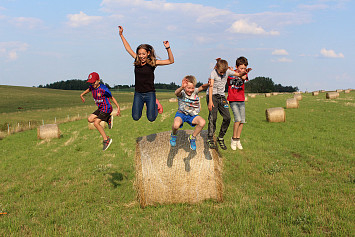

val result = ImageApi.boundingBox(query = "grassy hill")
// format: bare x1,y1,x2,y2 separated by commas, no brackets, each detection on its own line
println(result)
0,88,354,235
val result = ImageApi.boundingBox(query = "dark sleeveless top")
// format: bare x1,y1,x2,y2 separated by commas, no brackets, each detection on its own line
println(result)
134,64,156,93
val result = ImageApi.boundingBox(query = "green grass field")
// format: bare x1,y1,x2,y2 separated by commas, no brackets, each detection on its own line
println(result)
0,86,354,236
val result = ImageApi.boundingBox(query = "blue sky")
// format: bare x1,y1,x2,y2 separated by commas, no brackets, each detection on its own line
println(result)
0,0,354,91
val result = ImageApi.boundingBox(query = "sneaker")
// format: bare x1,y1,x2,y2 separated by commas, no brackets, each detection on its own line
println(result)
231,138,237,150
103,137,112,151
170,133,177,147
188,135,196,151
107,115,113,129
236,140,243,150
217,137,227,150
156,99,163,114
207,139,217,149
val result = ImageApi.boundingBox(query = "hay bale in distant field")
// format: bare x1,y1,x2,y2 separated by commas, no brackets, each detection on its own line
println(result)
272,92,278,96
344,90,350,93
294,94,302,101
326,92,339,99
266,107,285,122
169,98,178,103
245,96,248,102
312,91,319,96
37,124,60,139
336,89,343,93
265,93,271,97
135,130,223,208
286,98,299,109
249,94,256,98
88,121,106,130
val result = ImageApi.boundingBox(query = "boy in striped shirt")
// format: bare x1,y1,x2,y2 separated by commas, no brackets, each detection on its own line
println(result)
80,72,120,151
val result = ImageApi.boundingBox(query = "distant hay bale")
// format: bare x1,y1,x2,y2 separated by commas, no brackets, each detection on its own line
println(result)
294,94,302,101
266,107,285,122
344,89,350,94
312,91,319,96
286,98,299,109
293,91,301,94
135,130,223,208
37,124,60,139
245,96,248,102
272,92,278,96
88,121,106,130
169,98,178,103
326,92,339,99
265,93,271,97
336,89,343,93
249,94,256,98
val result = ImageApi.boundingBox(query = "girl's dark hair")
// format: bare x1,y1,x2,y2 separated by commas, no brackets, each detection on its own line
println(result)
236,56,248,67
134,44,157,67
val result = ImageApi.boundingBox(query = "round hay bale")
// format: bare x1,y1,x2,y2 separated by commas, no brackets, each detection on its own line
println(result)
272,92,278,96
244,96,248,102
265,93,271,97
88,121,106,130
326,92,339,99
135,130,223,208
249,94,256,98
37,124,60,139
265,107,285,122
344,89,350,94
286,98,299,109
169,98,178,103
312,91,319,96
294,94,302,101
336,89,343,93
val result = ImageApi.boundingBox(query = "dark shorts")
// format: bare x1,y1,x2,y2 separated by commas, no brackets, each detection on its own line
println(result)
93,109,111,122
175,111,197,128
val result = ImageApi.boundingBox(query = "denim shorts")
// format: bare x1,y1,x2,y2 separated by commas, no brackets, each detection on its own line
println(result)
175,111,197,128
229,101,246,123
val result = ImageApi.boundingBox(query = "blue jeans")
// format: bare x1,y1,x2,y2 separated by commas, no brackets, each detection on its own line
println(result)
132,91,158,122
229,101,246,123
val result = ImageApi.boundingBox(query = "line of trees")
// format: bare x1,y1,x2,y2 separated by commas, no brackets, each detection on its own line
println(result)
38,77,298,93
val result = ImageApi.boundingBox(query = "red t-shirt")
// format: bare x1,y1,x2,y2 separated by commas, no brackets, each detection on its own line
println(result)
227,71,248,102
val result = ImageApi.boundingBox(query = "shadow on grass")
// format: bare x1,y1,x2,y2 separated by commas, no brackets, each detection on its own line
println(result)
107,172,124,188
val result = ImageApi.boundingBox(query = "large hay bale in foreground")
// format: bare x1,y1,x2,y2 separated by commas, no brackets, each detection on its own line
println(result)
294,94,302,101
326,92,339,99
88,121,106,130
266,107,285,122
312,91,319,96
37,124,60,139
135,130,223,208
286,98,299,109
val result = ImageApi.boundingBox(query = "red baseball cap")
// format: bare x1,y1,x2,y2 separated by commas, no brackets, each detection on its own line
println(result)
87,72,100,83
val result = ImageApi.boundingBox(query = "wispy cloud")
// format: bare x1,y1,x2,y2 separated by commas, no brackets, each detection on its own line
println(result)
9,17,44,29
227,20,279,35
320,48,344,58
67,11,103,28
272,57,293,63
272,49,289,55
0,41,29,61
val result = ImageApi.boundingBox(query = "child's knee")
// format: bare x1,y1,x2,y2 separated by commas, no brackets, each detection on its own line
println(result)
200,119,206,127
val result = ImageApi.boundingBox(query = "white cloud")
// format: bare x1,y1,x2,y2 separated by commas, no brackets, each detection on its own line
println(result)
227,20,279,35
0,41,29,61
272,49,289,55
10,17,44,29
320,48,344,58
272,57,293,63
67,11,103,28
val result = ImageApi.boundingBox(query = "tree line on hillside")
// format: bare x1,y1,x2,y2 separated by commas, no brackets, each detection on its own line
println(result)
38,77,298,93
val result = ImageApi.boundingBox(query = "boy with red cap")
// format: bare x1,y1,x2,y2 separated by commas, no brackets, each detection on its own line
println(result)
80,72,120,151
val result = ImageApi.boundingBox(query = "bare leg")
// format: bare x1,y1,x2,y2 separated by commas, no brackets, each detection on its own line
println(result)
93,117,108,140
192,116,206,137
233,122,243,139
172,117,183,135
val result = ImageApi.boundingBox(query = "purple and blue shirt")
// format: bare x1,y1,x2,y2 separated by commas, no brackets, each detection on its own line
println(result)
89,84,113,113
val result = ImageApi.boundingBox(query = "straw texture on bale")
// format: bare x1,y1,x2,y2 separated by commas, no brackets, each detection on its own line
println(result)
135,130,223,208
249,94,256,98
344,90,350,94
37,124,60,139
88,121,106,130
286,98,299,109
169,98,178,103
336,89,343,93
266,107,286,122
272,92,279,96
294,94,302,101
312,91,319,96
326,92,339,99
265,93,271,97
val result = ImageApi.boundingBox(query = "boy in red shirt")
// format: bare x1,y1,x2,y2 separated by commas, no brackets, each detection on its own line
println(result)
227,57,252,150
80,72,120,151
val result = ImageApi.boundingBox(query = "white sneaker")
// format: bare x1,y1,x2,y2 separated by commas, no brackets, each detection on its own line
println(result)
236,140,243,150
231,138,237,150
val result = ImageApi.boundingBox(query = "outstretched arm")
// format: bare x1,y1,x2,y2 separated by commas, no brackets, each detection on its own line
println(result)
197,83,209,92
118,26,136,59
110,96,121,116
175,78,188,97
80,88,90,103
156,41,174,66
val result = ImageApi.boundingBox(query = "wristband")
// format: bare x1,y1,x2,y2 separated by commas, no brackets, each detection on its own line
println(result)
165,47,170,49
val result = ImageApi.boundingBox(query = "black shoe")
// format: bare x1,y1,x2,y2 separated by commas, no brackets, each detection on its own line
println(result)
217,137,227,150
103,137,112,151
207,139,217,149
107,115,113,129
